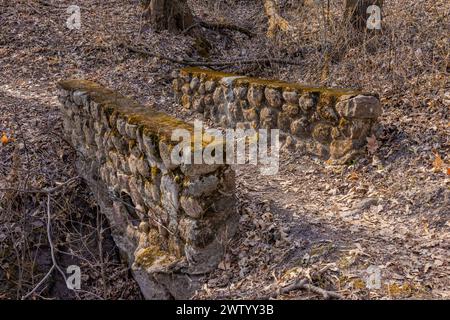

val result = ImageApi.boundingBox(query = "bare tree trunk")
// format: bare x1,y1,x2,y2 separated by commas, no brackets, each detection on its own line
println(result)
142,0,194,32
344,0,383,30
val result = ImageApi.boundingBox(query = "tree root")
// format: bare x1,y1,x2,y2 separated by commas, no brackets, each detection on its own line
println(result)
259,278,344,300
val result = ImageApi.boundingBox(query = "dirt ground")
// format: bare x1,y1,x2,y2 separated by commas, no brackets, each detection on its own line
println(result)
0,0,448,299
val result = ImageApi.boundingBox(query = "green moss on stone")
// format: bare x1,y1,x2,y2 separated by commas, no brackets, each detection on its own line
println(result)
58,79,226,150
180,67,362,99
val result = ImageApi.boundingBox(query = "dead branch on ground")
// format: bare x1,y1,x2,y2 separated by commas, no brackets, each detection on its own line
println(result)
183,21,255,38
259,278,344,300
122,42,303,67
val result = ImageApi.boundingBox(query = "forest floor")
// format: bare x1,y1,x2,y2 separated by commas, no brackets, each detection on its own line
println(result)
0,0,448,299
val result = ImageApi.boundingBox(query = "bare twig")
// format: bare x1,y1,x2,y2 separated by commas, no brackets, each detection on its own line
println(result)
0,176,80,194
183,21,255,38
259,278,343,300
21,195,70,300
21,265,55,300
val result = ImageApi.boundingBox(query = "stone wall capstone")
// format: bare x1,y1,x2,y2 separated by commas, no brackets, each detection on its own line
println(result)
57,80,237,299
174,67,382,163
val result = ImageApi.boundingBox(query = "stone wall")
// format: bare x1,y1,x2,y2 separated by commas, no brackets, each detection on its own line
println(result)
57,80,237,299
173,67,382,163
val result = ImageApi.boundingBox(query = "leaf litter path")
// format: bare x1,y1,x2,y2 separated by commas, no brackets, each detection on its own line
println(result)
194,149,449,299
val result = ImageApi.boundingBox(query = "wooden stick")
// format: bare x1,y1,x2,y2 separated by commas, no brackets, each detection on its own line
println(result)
123,43,303,67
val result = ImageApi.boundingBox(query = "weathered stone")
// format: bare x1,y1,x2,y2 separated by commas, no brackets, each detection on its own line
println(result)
137,156,151,178
109,151,120,169
247,85,263,107
290,117,310,137
125,122,138,139
118,154,131,174
213,87,224,105
129,141,142,158
307,142,330,159
282,104,299,116
204,94,214,106
260,107,278,129
181,83,192,95
312,123,333,144
228,102,244,124
181,95,191,109
159,140,178,170
198,83,206,95
179,218,214,247
277,111,292,132
82,122,95,146
111,133,129,154
143,180,160,206
116,117,127,136
339,118,372,139
72,90,88,106
128,154,140,176
331,127,341,140
116,172,130,192
336,95,381,119
90,101,101,118
219,115,229,128
172,78,183,92
233,86,248,99
180,72,191,83
243,108,259,122
180,196,205,219
181,164,220,177
240,100,249,110
190,77,200,91
99,165,109,184
160,174,180,227
185,175,219,197
299,93,317,113
93,121,104,135
108,111,119,129
205,80,216,93
330,139,364,161
129,176,146,214
282,90,299,104
192,96,205,113
265,88,282,108
141,132,159,167
317,105,339,124
139,222,150,233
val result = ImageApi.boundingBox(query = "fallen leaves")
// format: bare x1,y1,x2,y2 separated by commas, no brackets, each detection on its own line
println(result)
347,171,359,181
432,150,444,173
366,134,379,154
1,132,12,145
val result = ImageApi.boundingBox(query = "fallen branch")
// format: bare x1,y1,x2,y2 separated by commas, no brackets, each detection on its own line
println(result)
122,42,303,67
183,21,255,38
0,176,80,194
22,193,103,300
21,195,72,300
260,278,343,300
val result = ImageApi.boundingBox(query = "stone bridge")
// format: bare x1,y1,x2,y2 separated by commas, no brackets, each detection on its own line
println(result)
57,69,381,299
